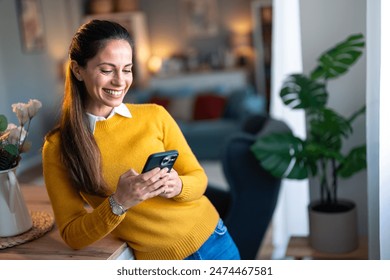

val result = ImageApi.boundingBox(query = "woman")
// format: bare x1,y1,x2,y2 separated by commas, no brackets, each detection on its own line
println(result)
42,19,240,260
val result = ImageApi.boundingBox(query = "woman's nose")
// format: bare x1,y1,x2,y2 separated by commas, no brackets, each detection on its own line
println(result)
112,72,125,86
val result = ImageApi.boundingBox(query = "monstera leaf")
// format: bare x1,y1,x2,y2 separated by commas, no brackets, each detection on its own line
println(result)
251,132,317,179
337,145,367,178
280,74,327,110
309,108,353,151
310,33,365,80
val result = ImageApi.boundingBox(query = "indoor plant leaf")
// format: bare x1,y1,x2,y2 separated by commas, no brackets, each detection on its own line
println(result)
309,108,353,151
347,105,366,124
251,132,317,179
280,74,327,110
304,141,343,162
337,145,367,178
310,33,365,80
0,114,8,132
4,144,18,156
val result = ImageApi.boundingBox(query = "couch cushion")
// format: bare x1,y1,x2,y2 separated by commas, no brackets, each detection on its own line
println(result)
178,120,240,160
168,96,195,122
224,87,266,120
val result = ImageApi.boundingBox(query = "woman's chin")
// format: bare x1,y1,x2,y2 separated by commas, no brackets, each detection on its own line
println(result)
105,95,125,105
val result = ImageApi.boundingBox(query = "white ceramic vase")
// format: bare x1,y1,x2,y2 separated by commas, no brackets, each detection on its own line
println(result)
0,165,33,237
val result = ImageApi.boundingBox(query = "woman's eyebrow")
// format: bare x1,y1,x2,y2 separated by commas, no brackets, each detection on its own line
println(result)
98,62,133,67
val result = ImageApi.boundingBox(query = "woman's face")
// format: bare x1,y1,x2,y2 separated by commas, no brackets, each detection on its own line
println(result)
74,39,133,117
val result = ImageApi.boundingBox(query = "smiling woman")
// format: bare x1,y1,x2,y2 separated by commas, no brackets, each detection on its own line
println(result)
41,19,240,260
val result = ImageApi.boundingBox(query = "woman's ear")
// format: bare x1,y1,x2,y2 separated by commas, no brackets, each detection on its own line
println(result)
70,60,83,81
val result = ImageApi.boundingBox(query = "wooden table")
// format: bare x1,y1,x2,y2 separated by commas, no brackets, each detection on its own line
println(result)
0,184,131,260
285,236,368,260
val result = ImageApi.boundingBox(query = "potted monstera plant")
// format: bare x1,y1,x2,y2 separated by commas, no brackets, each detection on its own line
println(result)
251,33,366,254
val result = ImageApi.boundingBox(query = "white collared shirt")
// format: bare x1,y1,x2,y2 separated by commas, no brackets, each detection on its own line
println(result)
86,103,132,133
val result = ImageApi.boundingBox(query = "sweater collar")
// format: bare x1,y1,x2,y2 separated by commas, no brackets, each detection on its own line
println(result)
86,103,132,133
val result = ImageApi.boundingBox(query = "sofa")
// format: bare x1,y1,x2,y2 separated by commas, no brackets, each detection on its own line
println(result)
126,85,266,160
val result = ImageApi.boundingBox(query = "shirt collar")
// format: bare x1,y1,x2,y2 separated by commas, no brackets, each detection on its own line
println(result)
86,103,132,133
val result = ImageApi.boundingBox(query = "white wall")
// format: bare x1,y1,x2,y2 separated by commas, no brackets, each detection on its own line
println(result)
0,51,8,114
299,0,367,235
0,0,83,172
270,0,309,259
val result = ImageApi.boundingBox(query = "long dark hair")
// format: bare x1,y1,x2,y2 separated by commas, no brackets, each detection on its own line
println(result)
49,20,133,197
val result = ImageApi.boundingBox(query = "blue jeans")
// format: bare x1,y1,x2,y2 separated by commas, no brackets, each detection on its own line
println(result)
184,219,241,260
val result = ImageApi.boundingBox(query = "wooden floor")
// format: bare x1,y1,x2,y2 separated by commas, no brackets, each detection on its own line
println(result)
256,224,274,259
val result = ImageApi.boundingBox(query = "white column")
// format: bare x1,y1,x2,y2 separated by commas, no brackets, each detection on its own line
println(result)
379,0,390,260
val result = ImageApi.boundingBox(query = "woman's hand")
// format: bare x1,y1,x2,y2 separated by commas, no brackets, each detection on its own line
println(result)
158,168,183,198
112,167,170,210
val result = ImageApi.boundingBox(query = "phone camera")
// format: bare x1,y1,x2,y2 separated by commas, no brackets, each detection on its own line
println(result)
161,155,176,166
161,156,171,166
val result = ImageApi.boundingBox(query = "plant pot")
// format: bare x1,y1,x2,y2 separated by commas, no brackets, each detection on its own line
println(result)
308,199,358,254
0,165,33,237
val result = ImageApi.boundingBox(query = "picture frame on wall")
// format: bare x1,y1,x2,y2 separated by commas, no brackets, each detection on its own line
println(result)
181,0,218,38
16,0,45,53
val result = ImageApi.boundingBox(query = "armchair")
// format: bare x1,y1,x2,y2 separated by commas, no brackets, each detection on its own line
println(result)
205,115,290,259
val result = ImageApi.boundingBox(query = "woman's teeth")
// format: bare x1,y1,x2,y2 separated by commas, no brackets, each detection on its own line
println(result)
104,89,122,96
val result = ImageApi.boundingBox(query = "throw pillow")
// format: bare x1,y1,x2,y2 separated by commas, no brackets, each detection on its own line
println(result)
193,94,227,120
150,96,171,110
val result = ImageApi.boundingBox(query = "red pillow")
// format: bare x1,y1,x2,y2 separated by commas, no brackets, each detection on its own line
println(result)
150,96,171,110
193,94,227,120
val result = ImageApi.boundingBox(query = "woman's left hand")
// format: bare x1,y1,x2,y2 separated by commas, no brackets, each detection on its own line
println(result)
159,168,182,198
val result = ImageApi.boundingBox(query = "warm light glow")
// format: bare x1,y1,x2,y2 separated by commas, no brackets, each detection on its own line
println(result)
149,34,185,58
229,21,251,34
147,56,163,74
230,32,253,58
48,42,67,60
228,19,253,58
151,44,176,58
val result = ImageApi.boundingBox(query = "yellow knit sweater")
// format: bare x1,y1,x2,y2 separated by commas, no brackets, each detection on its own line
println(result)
42,104,219,260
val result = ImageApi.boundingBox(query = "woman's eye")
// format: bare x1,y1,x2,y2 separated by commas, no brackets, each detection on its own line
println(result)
123,69,132,74
101,69,112,74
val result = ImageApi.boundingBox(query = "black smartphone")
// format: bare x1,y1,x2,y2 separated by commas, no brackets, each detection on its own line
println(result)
142,150,179,173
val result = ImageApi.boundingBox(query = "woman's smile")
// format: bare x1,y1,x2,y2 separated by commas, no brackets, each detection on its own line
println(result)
103,88,125,97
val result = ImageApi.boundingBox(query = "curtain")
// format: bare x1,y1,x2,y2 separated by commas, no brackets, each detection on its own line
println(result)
269,0,309,258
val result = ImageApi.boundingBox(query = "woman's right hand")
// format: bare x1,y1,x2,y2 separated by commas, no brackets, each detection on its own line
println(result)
112,168,170,210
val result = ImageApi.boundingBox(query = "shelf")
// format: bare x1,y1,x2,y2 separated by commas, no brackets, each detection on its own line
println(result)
285,236,368,260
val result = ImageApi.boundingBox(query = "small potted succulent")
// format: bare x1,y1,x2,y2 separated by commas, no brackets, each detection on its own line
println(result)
251,33,366,253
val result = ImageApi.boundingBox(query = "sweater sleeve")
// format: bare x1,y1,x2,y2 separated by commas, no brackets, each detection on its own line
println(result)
157,106,208,202
42,134,125,249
